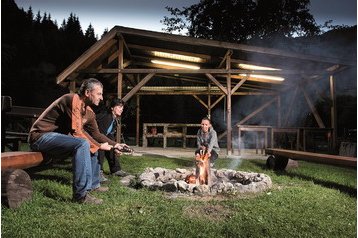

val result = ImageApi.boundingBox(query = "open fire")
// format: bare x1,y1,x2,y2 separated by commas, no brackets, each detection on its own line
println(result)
136,166,272,196
190,150,211,186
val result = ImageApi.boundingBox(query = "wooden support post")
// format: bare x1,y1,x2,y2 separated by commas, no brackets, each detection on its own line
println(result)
136,93,140,146
255,135,259,154
183,126,187,148
142,124,148,147
117,39,124,143
277,95,281,128
226,53,232,155
208,83,211,118
238,128,241,155
69,81,76,93
330,75,337,150
135,74,141,146
163,125,168,148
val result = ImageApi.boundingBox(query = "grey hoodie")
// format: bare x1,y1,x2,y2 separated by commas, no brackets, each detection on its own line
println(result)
196,127,220,153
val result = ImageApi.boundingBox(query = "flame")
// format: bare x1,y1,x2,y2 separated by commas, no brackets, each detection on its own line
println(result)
195,151,210,185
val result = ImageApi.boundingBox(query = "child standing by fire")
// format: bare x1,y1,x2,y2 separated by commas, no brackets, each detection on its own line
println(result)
195,117,220,167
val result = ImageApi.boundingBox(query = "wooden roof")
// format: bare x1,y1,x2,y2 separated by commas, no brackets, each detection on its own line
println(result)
56,25,354,97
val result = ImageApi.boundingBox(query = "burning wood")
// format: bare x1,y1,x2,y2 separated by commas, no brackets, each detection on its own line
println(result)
185,174,196,184
185,149,212,186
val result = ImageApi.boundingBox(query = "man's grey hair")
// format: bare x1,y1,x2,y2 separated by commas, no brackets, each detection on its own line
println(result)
78,78,103,96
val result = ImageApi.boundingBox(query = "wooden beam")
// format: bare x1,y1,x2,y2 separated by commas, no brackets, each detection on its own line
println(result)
116,32,133,58
300,86,325,128
211,95,226,108
231,77,247,95
92,68,312,75
205,73,227,95
192,95,208,109
57,27,119,84
218,97,277,140
83,39,117,68
135,91,275,96
217,49,233,69
122,73,155,102
238,97,277,125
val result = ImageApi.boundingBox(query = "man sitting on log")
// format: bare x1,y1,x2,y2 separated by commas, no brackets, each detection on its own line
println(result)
28,78,125,205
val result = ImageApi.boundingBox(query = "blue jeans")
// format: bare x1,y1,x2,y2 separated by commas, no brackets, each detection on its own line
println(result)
30,132,100,199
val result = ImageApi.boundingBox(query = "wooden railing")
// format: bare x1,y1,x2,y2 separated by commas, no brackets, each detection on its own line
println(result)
236,125,334,155
142,123,200,148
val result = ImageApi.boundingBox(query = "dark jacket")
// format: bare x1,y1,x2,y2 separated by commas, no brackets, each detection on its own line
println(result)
96,111,117,141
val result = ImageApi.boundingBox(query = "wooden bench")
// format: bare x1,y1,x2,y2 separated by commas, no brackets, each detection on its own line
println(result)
265,148,357,170
142,123,200,148
1,151,44,208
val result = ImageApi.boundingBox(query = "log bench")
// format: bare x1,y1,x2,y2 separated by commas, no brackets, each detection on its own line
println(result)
1,151,44,208
265,148,357,170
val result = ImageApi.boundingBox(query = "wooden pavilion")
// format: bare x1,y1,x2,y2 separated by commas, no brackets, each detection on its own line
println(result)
56,26,355,155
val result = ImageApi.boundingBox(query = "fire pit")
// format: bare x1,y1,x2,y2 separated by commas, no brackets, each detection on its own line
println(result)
134,167,272,196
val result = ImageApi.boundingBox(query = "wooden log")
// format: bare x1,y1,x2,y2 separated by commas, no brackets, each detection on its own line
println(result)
1,169,33,208
1,151,43,170
266,155,289,171
265,148,356,168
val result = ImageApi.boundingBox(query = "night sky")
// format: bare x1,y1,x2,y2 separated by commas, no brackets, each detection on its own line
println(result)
14,0,357,36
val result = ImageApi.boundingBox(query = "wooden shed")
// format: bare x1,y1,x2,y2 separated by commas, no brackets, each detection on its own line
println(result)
56,26,355,155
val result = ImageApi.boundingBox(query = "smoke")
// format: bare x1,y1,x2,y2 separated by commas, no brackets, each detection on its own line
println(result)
225,155,243,170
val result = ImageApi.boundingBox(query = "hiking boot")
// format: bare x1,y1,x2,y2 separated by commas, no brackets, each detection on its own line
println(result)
111,170,128,177
100,170,109,183
74,194,103,205
92,186,109,192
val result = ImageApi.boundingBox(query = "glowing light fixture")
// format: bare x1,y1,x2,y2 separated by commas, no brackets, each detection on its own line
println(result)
239,74,284,81
153,51,203,63
238,63,281,71
151,59,200,70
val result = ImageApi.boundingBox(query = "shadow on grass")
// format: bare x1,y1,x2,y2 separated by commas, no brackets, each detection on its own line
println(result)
26,159,72,185
250,160,357,197
29,173,72,185
283,171,357,198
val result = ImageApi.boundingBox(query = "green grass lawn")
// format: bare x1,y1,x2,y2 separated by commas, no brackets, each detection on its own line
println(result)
2,151,356,238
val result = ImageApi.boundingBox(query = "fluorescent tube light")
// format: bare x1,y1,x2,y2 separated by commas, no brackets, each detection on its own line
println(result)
153,51,202,63
239,63,281,71
239,74,284,81
151,60,200,70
